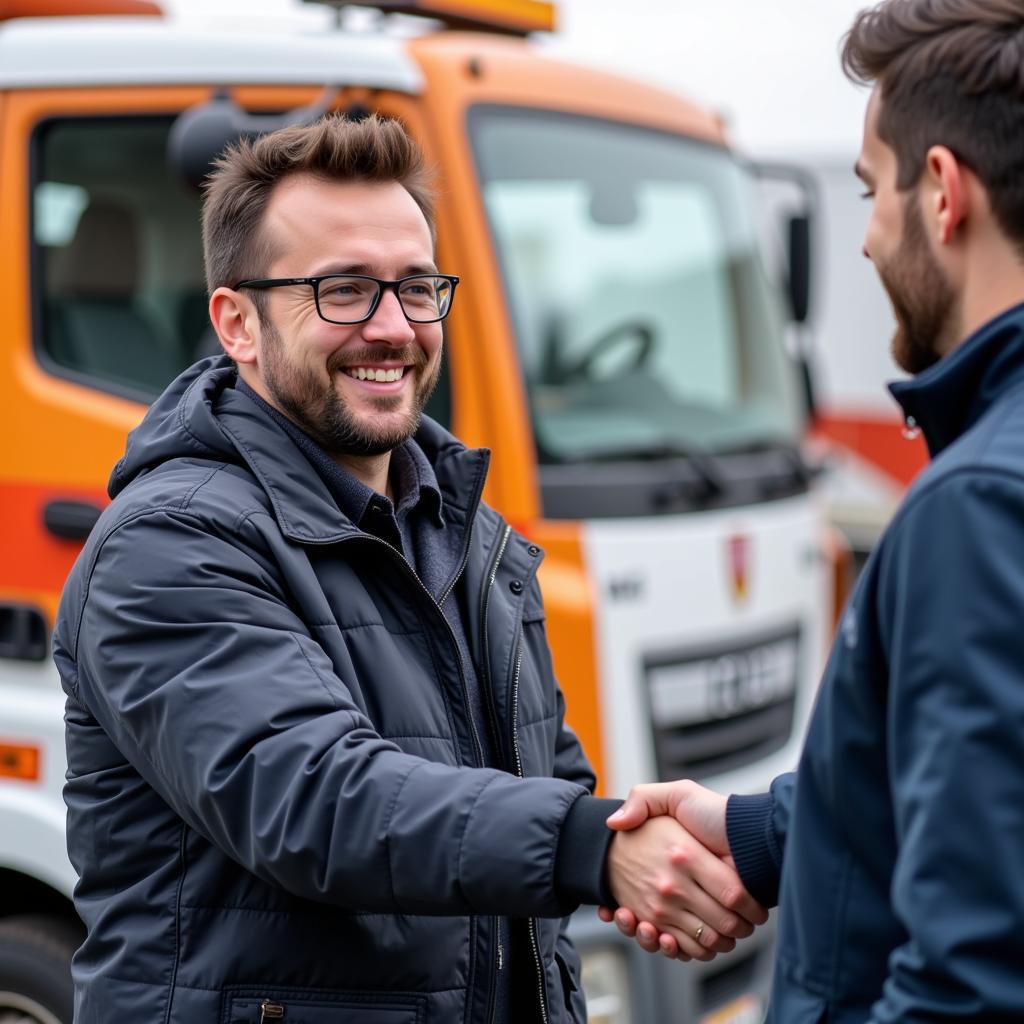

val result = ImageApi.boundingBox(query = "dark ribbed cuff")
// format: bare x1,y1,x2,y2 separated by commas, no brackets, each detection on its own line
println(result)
554,795,624,909
726,792,781,909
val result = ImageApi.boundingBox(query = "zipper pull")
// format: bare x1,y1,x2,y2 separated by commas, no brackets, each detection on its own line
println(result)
260,1002,285,1023
498,942,505,971
902,415,921,441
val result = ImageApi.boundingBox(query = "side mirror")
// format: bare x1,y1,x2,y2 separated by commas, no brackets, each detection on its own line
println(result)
750,160,820,422
751,160,818,324
787,211,812,325
168,87,345,190
797,345,817,423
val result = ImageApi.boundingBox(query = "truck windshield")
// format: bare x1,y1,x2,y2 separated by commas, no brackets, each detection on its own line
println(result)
469,107,802,464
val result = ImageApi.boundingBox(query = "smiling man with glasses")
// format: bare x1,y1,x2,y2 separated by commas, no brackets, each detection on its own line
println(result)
52,114,766,1024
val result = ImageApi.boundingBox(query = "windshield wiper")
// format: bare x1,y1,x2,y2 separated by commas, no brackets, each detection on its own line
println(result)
554,442,706,464
714,440,821,497
722,439,818,472
552,443,724,507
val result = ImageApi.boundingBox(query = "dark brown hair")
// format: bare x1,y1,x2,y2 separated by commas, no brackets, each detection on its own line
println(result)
842,0,1024,247
201,113,435,297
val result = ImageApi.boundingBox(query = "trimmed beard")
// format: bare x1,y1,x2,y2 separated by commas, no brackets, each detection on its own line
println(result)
259,317,440,457
877,193,957,376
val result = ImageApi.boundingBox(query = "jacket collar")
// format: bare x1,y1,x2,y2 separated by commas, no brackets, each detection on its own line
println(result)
213,380,489,546
889,300,1024,458
110,355,491,545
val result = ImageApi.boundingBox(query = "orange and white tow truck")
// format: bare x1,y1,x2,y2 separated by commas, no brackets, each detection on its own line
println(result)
0,2,845,1021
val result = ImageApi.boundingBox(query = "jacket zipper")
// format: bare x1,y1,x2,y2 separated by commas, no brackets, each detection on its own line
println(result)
478,524,513,1024
509,634,550,1024
354,533,502,1020
347,533,486,766
336,522,531,1022
479,524,513,766
259,1001,285,1022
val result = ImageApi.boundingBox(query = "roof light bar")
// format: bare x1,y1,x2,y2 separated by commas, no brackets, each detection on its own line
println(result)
312,0,555,36
0,0,162,18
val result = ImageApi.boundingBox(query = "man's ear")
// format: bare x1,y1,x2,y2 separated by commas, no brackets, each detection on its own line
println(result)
925,145,968,246
209,287,260,365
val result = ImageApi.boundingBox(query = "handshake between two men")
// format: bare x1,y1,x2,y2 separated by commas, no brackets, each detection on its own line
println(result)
599,780,767,962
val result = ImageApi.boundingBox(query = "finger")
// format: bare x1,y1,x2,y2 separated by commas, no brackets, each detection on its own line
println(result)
657,932,687,960
606,800,650,831
634,920,661,954
613,908,639,937
672,915,735,955
695,855,769,927
597,906,614,923
660,923,717,963
646,900,733,959
704,929,736,955
706,876,768,930
673,880,754,942
606,783,676,830
670,847,765,932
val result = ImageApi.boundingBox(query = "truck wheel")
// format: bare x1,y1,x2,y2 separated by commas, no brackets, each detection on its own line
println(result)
0,914,82,1024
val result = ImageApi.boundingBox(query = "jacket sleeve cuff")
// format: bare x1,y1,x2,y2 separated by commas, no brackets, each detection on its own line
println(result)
554,794,624,909
726,792,782,908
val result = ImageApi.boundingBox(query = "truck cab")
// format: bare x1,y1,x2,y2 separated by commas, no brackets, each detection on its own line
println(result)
0,2,840,1021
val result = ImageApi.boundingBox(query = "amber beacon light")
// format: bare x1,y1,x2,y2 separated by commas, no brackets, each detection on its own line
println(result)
315,0,555,35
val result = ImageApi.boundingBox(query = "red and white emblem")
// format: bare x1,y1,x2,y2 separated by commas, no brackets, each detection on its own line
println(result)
727,534,751,604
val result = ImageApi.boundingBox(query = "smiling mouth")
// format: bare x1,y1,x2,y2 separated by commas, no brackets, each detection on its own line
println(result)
342,366,408,383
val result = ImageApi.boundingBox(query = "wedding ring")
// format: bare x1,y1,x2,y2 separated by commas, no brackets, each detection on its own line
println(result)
693,924,705,943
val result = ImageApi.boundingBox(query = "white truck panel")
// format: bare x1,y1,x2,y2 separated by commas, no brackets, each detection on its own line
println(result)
584,494,830,798
0,18,424,91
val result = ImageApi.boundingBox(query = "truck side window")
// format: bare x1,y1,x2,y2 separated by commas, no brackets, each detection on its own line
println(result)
30,115,453,429
32,117,208,399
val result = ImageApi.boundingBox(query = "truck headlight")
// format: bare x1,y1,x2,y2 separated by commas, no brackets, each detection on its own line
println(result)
580,948,633,1024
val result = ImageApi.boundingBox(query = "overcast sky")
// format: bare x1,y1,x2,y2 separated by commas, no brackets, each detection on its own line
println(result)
160,0,875,159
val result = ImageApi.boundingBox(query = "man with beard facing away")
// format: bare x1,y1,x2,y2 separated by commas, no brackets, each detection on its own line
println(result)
51,115,770,1024
600,1,1024,1021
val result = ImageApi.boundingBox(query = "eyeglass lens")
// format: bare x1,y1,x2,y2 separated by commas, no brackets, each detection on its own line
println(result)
317,276,453,324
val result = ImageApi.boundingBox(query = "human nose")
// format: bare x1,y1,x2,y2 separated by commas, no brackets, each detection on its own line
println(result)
361,286,416,345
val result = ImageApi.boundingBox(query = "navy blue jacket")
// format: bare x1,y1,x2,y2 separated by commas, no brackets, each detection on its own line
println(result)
53,358,612,1024
728,303,1024,1022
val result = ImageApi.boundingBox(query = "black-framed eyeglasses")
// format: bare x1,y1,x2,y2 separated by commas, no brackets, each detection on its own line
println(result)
232,273,460,325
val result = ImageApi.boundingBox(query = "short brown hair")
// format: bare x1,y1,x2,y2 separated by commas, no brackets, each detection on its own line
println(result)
842,0,1024,248
201,113,435,296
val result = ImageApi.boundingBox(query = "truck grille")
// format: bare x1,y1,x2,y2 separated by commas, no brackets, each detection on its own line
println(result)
644,625,800,781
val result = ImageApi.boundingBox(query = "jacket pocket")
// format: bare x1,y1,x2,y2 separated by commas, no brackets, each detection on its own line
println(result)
553,949,587,1022
224,989,426,1024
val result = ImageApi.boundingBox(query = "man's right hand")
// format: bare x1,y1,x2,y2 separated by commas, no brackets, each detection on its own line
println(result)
601,781,767,960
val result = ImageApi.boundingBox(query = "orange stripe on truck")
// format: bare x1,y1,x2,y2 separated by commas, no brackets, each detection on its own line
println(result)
0,482,106,611
813,411,929,488
524,520,607,796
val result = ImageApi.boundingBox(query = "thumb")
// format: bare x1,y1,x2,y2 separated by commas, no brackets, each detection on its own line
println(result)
606,784,675,831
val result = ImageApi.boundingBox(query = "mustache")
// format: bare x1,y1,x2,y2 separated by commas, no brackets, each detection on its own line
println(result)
328,346,428,373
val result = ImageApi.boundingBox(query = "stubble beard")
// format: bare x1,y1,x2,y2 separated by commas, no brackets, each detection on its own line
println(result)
878,194,958,376
259,318,441,457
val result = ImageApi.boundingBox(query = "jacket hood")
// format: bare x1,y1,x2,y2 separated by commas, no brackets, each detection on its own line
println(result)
889,300,1024,457
109,355,240,499
108,355,489,544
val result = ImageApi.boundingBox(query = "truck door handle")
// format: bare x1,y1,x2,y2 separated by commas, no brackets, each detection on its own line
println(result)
43,500,103,541
0,604,48,661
